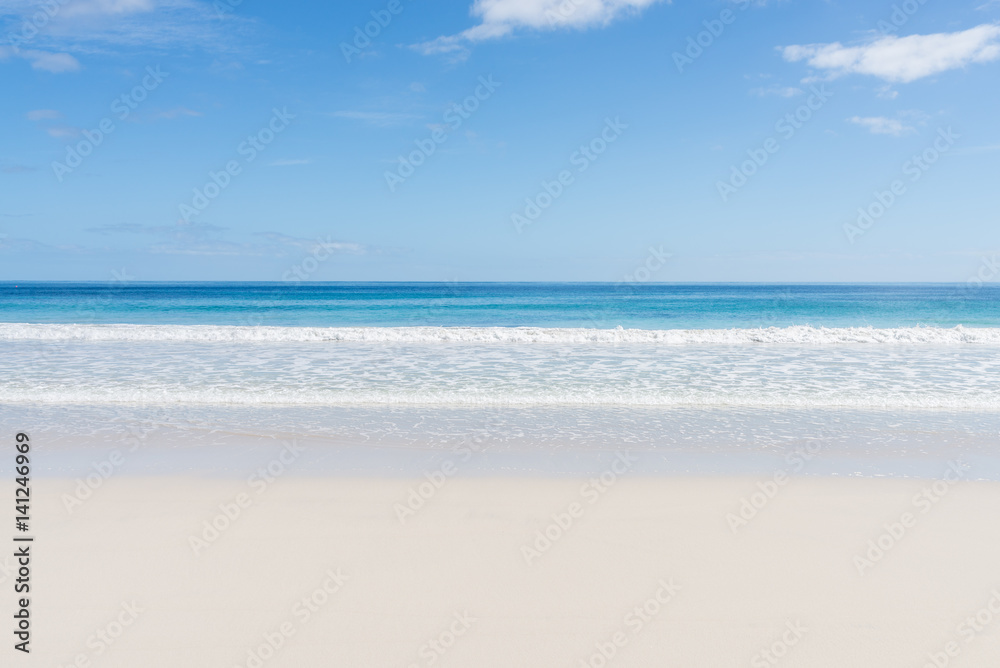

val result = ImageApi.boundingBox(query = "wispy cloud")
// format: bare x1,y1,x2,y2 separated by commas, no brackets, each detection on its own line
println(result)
954,143,1000,155
46,126,81,138
750,84,803,97
0,46,81,72
413,0,665,57
83,222,368,257
331,110,419,126
847,116,915,136
0,235,86,253
269,158,312,166
87,221,228,235
0,0,252,71
875,85,898,99
58,0,156,19
25,49,81,71
88,221,247,256
25,109,61,121
782,23,1000,83
153,107,203,119
256,232,366,254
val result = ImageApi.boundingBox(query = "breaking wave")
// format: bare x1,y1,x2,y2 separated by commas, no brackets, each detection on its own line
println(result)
3,323,1000,345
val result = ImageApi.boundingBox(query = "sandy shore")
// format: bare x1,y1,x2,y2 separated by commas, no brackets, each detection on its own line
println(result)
8,474,1000,667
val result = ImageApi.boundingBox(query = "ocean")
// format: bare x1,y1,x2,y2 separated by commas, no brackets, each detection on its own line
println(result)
3,282,998,328
2,282,999,478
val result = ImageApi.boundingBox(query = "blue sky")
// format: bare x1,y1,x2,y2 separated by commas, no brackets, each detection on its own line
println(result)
1,0,999,282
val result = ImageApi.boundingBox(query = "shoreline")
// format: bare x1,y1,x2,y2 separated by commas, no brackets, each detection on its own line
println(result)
7,404,1000,480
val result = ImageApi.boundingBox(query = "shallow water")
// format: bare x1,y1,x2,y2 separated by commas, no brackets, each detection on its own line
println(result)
2,283,997,479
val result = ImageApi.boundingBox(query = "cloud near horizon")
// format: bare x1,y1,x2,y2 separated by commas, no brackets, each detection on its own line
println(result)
782,23,1000,83
413,0,665,56
79,223,369,257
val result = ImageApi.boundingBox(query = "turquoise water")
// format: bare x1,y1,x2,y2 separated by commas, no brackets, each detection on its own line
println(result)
3,282,1000,478
2,282,998,328
2,281,1000,410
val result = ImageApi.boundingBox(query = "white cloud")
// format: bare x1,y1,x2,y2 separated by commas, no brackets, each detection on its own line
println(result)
0,45,81,72
782,23,1000,83
26,109,62,121
59,0,155,18
153,107,203,119
0,0,249,65
331,111,419,126
848,116,915,136
46,126,80,138
414,0,664,55
750,84,803,97
80,222,360,258
875,85,898,99
269,158,312,166
22,49,81,72
0,0,152,15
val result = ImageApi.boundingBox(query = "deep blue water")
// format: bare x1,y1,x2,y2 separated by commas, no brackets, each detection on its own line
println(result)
0,282,997,328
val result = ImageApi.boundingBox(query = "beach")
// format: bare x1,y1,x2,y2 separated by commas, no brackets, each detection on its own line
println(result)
3,283,1000,665
10,468,1000,667
5,0,998,661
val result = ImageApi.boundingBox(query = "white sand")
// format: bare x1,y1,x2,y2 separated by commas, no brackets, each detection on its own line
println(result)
8,475,1000,667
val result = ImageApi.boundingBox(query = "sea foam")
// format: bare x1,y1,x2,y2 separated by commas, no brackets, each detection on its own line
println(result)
2,323,1000,345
